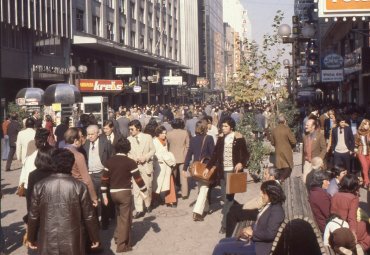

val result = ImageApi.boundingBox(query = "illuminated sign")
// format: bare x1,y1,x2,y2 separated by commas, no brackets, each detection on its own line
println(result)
319,0,370,18
78,79,124,92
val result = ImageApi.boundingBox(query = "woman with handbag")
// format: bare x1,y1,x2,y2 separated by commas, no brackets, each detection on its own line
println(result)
205,117,249,234
184,120,215,221
152,126,177,207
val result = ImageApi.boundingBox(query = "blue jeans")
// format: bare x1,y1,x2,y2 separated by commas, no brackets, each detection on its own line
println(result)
2,136,9,160
212,237,255,255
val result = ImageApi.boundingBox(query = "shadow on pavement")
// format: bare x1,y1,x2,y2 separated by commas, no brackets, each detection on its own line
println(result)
2,221,26,254
131,216,160,246
1,186,17,196
1,210,16,219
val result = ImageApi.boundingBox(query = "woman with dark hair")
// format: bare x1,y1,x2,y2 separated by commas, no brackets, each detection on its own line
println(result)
102,137,149,253
54,116,70,148
144,117,160,137
205,116,249,233
167,118,190,199
152,126,177,207
331,174,370,253
308,170,331,233
184,120,215,221
354,119,370,189
213,180,285,255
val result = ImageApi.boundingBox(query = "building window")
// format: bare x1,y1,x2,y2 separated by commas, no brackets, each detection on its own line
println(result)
139,36,144,49
120,27,125,44
107,22,114,40
131,3,136,19
92,16,100,36
174,7,177,19
76,9,84,32
149,38,153,52
131,31,135,47
106,0,113,8
139,7,144,22
156,16,160,27
119,0,125,14
169,25,172,38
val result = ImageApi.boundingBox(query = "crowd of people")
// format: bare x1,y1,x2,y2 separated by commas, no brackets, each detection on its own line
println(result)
1,101,370,255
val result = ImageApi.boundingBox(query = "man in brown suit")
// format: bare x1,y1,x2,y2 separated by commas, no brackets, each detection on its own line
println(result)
270,115,297,181
166,118,190,198
302,118,327,183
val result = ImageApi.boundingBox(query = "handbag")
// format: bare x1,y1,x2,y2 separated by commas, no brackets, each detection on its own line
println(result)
16,183,26,197
226,171,247,194
189,135,216,184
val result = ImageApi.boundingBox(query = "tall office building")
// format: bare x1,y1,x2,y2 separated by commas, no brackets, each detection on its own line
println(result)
198,0,224,90
223,0,252,43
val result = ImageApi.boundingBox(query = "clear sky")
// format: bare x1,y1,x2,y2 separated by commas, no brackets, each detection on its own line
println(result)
241,0,295,45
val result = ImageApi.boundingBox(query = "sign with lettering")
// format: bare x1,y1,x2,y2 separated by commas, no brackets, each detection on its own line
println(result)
321,69,344,82
319,0,370,17
32,65,70,75
78,79,124,92
115,67,132,75
162,76,183,86
323,54,344,69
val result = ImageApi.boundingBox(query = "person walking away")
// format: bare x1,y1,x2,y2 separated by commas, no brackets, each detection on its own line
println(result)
354,119,370,189
54,116,69,148
270,114,297,181
2,115,10,161
302,118,326,183
4,114,20,170
27,148,100,254
127,120,155,219
167,118,190,199
102,137,149,253
205,117,249,234
16,118,36,164
116,111,130,138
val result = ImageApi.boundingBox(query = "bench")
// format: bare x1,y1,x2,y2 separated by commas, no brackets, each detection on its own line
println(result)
232,176,335,255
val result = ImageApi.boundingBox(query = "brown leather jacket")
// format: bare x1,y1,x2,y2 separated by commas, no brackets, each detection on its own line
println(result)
28,173,99,255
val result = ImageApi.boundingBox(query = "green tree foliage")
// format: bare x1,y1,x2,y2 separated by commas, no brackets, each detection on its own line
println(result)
7,102,29,122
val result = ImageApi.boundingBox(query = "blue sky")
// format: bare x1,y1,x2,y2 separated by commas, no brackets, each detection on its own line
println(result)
241,0,295,45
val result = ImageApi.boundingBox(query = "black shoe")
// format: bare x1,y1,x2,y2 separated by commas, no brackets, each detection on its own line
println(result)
193,213,204,221
133,211,145,219
219,226,226,234
146,206,152,213
182,196,188,200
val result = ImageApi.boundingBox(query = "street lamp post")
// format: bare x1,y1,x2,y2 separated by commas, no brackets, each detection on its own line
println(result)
142,75,153,106
283,59,292,95
69,65,88,84
182,81,187,104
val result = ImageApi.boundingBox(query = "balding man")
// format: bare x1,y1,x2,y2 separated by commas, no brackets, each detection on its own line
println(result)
270,115,297,181
302,118,326,183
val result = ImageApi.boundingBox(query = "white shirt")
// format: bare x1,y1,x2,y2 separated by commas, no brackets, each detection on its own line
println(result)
323,217,349,246
19,150,38,188
88,138,105,173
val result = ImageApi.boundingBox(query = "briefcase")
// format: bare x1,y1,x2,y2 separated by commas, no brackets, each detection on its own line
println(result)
226,172,247,194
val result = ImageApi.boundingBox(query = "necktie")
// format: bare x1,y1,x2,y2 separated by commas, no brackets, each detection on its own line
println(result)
92,142,95,150
135,136,140,145
108,135,112,144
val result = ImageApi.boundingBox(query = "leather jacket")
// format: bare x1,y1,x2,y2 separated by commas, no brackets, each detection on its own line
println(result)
28,173,100,255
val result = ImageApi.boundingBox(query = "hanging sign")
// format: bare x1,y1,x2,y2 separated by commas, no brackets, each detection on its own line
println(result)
318,0,370,18
78,79,124,92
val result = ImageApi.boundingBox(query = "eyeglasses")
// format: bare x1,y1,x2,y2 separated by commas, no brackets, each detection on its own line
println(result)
129,128,135,131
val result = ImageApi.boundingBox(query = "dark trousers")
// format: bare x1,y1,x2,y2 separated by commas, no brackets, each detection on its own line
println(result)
5,145,16,170
111,190,132,252
226,203,259,237
333,151,351,172
221,172,235,229
90,172,114,226
278,167,292,181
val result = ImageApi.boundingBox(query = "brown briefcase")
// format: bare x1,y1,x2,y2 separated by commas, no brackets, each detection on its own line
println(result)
226,172,247,194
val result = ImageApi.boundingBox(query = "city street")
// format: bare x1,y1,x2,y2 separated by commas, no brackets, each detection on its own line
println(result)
2,152,370,255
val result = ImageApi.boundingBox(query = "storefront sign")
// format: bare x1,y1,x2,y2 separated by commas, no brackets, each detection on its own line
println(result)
196,77,209,87
115,67,132,75
133,86,142,93
162,76,183,86
319,0,370,18
321,69,344,82
52,103,62,112
16,98,40,106
32,65,69,75
323,54,344,69
78,79,124,92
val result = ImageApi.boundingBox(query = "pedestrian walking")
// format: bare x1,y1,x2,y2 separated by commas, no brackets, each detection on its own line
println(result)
270,115,297,181
2,115,10,161
16,118,36,164
127,120,155,219
167,118,190,199
27,148,100,255
102,137,149,253
5,113,22,171
205,117,249,234
355,119,370,189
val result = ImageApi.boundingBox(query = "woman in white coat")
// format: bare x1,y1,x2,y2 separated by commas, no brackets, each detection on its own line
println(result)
152,126,177,207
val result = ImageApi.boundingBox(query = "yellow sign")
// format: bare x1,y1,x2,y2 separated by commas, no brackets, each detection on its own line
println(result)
319,0,370,17
52,103,62,112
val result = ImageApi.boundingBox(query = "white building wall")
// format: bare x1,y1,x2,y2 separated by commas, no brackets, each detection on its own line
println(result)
223,0,252,42
179,0,199,76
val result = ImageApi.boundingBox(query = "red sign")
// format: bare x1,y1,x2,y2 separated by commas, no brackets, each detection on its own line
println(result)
78,79,124,92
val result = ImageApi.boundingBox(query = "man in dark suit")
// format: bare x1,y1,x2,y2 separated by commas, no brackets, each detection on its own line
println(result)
102,120,122,153
116,111,130,138
84,124,113,229
31,110,42,128
6,113,21,171
331,116,355,172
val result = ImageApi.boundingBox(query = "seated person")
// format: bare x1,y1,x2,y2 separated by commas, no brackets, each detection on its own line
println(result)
331,174,370,253
225,167,280,237
308,170,331,233
327,165,347,197
213,180,285,255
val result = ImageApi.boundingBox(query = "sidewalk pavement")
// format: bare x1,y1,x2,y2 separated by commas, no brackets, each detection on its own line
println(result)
1,152,369,254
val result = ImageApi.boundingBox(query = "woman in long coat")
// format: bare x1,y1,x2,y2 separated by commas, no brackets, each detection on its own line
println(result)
152,126,177,206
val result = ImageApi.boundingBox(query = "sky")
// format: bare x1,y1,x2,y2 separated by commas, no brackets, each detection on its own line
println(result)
240,0,295,46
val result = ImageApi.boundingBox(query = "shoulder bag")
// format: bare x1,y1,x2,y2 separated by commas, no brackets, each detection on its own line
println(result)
189,136,216,185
